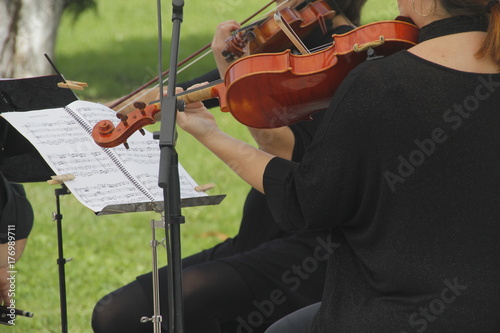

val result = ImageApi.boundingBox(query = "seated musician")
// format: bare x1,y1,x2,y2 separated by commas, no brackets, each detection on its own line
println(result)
92,0,367,332
175,0,500,332
0,171,33,314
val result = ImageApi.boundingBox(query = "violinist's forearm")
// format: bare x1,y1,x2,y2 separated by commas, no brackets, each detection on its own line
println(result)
176,103,272,193
248,127,294,160
198,130,273,193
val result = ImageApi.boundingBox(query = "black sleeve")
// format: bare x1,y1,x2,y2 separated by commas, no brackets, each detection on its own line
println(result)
263,61,376,232
289,110,325,162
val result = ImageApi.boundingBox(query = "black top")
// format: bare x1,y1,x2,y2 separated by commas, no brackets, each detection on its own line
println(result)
234,111,325,252
0,172,33,243
179,23,350,253
233,23,352,252
264,48,500,331
0,75,78,182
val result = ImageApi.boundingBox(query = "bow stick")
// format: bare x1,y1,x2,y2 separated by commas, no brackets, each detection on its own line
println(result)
109,0,279,112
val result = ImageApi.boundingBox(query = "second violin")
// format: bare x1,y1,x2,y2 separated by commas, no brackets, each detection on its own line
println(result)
222,0,336,62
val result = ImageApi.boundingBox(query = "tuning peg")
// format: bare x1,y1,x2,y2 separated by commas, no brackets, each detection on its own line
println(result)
116,112,129,126
134,101,147,115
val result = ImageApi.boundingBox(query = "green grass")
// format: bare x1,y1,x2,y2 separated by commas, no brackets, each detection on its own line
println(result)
11,0,398,331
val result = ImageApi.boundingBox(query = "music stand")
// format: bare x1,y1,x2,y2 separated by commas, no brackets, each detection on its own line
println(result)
0,75,78,182
1,74,225,333
0,75,78,333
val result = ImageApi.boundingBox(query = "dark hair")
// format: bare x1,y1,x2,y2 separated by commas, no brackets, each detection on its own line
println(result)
327,0,368,26
441,0,500,67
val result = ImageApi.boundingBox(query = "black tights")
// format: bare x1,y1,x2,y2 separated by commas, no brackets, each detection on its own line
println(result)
92,261,269,333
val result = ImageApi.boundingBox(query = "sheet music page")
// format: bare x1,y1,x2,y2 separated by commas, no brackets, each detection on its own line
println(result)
1,100,207,213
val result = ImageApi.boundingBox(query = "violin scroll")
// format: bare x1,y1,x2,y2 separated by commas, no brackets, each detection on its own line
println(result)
92,102,161,149
92,81,228,149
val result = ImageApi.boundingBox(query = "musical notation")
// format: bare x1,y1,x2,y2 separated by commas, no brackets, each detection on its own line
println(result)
1,101,209,214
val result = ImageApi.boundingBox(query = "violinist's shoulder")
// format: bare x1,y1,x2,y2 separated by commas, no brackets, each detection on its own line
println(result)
357,49,408,73
343,50,411,87
328,51,409,109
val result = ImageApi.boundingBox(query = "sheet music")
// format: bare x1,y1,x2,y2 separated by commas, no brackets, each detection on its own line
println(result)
1,100,208,213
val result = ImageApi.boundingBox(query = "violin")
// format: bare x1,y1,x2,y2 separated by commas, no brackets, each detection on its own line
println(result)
223,0,336,62
109,0,336,114
92,18,419,148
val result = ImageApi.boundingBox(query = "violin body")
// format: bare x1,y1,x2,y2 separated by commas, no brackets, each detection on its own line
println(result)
223,0,336,61
92,19,419,148
221,19,419,128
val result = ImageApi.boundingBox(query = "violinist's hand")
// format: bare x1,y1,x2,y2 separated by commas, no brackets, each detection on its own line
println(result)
211,20,241,77
177,83,273,194
176,84,219,140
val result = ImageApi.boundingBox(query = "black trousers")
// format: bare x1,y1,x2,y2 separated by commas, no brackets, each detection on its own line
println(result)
91,238,271,333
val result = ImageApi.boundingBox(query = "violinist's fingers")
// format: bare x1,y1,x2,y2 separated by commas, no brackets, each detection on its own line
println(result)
211,20,241,53
184,101,205,110
180,83,212,112
212,20,241,76
176,100,218,139
215,20,240,35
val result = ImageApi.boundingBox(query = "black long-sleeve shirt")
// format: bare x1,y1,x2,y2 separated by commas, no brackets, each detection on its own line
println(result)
264,50,500,332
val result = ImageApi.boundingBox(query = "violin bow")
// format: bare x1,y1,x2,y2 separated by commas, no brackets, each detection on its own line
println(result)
109,0,277,111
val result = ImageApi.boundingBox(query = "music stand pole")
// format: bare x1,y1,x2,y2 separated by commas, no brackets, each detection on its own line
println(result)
140,219,165,333
53,184,72,333
155,0,185,332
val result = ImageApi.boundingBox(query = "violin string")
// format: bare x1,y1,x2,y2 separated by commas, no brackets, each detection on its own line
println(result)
309,43,331,53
